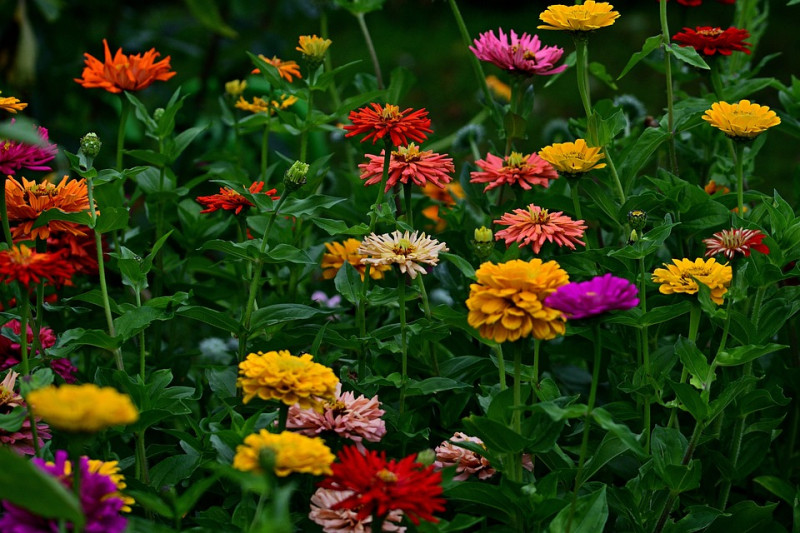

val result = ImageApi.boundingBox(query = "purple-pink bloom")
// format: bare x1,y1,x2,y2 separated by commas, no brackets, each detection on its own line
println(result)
50,358,78,384
0,121,58,175
1,320,57,372
544,273,639,320
470,28,567,76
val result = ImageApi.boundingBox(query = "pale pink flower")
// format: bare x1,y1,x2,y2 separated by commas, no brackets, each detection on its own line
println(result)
494,204,586,254
309,487,406,533
358,143,454,193
470,151,558,192
0,371,51,455
470,28,567,76
434,432,496,481
0,121,58,175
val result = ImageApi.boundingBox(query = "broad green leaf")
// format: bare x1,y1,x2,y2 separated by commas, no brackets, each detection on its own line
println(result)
715,343,787,367
753,476,797,505
406,377,471,396
441,252,476,280
262,244,316,264
618,35,662,79
0,405,26,432
249,304,331,330
618,127,669,187
591,408,647,458
177,305,240,333
675,338,712,390
663,505,727,533
49,328,121,357
462,414,528,454
279,195,346,217
445,482,515,519
113,306,169,341
312,218,370,236
670,381,709,422
548,486,608,533
32,209,92,230
705,501,779,533
608,222,679,260
334,261,363,305
667,43,710,70
94,206,130,234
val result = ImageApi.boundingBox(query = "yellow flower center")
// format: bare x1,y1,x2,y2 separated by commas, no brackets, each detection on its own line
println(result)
697,27,724,37
381,104,401,120
505,152,526,169
7,245,33,266
393,238,414,255
393,143,422,162
0,386,14,405
376,469,398,483
528,206,550,224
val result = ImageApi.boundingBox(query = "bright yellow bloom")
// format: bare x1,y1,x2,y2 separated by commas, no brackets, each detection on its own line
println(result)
466,259,569,343
538,139,606,176
652,258,732,305
28,384,139,433
702,100,780,140
235,94,297,115
237,350,339,409
538,1,620,32
485,75,511,103
57,458,135,512
233,430,334,477
0,94,28,114
225,79,247,98
297,35,332,63
321,238,390,281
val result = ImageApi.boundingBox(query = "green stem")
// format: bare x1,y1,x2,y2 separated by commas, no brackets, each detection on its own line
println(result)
300,89,313,163
653,421,704,533
640,257,652,452
669,302,701,429
414,275,439,375
729,139,745,217
398,275,408,414
494,344,507,391
570,180,583,221
403,181,413,226
1,175,13,247
532,338,541,402
135,430,150,483
135,291,146,380
19,290,31,376
261,116,270,182
659,0,678,174
511,342,523,483
70,450,85,533
574,36,592,119
605,151,626,206
278,403,289,432
116,96,130,172
355,13,383,89
320,12,342,110
710,60,726,100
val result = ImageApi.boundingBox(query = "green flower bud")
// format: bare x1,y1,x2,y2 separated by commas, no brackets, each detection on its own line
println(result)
79,133,102,158
474,226,493,243
416,448,436,466
627,210,647,231
153,107,165,121
284,161,309,192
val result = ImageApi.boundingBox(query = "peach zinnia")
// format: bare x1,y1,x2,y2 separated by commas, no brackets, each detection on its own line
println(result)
75,39,176,93
494,204,586,254
470,151,558,192
5,175,91,240
358,143,454,192
343,103,432,147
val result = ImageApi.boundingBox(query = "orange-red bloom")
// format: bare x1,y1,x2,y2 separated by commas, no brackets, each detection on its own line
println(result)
196,182,279,215
343,103,432,147
47,230,102,275
75,39,176,93
358,143,454,192
494,204,586,254
252,55,302,82
0,245,75,289
422,182,465,232
672,26,751,56
470,152,558,192
5,176,92,240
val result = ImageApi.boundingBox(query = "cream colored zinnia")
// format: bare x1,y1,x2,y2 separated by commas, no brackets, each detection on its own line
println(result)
358,230,448,279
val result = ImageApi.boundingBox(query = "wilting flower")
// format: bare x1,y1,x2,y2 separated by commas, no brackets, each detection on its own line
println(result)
673,26,751,56
470,152,558,192
703,228,769,260
297,35,332,63
27,384,139,433
5,175,91,240
470,28,567,76
0,450,127,533
544,273,639,320
287,384,386,449
466,258,570,342
0,245,76,289
237,350,339,409
434,432,496,481
704,180,730,195
0,371,51,455
319,446,445,526
0,94,27,114
75,39,176,93
196,181,279,215
702,100,780,140
538,1,620,32
310,487,406,533
538,139,606,176
344,103,432,147
485,75,512,102
0,320,57,371
252,55,301,82
358,230,448,279
233,429,334,477
494,204,587,254
321,239,390,281
0,122,58,175
358,143,455,192
235,94,297,115
421,182,465,232
652,257,733,305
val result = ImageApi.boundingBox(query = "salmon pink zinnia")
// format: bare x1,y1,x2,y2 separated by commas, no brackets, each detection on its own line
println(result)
470,151,558,192
470,28,567,76
358,143,454,192
494,204,586,254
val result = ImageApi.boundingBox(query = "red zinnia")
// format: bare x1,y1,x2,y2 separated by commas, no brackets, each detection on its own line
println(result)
494,204,586,254
343,103,432,147
318,446,445,526
358,143,454,192
75,39,176,94
196,182,279,215
673,26,751,56
703,228,769,260
0,245,75,289
470,151,558,192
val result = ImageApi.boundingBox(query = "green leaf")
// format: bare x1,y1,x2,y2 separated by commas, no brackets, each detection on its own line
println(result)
334,261,363,305
249,304,331,330
503,111,527,139
618,35,662,79
262,244,316,264
441,252,476,280
0,405,26,432
175,471,223,517
177,305,240,333
591,408,647,458
548,486,608,533
667,43,711,70
715,343,787,367
753,476,797,505
618,127,669,188
94,207,130,234
705,501,779,533
49,328,121,357
462,414,528,454
406,377,472,397
675,338,712,390
280,195,346,217
185,0,237,37
445,482,515,519
577,434,631,486
589,62,618,90
664,505,727,533
32,209,93,230
670,381,709,421
312,218,369,236
608,222,679,260
113,306,169,341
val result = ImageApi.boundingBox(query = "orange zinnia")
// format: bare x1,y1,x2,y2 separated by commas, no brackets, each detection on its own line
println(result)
196,182,279,215
75,39,176,93
5,176,92,240
0,245,75,289
252,55,302,83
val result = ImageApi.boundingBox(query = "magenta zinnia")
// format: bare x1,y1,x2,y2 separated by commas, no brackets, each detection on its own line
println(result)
494,204,586,254
0,122,58,175
544,273,639,320
470,151,558,192
470,28,567,76
343,103,432,147
703,228,769,259
358,143,454,192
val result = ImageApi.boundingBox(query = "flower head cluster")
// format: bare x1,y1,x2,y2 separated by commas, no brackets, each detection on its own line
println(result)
538,139,606,176
434,432,496,481
538,1,620,32
233,429,334,477
5,175,90,240
0,94,27,114
319,446,445,526
652,257,733,305
470,29,567,76
75,39,176,93
0,371,51,455
703,100,780,140
310,487,406,533
322,239,391,281
358,143,455,192
344,103,432,147
673,26,751,56
235,94,297,115
0,245,76,289
703,228,769,260
494,204,587,254
196,182,279,215
0,320,57,371
0,122,58,175
470,151,558,192
544,273,639,320
27,384,139,433
252,55,302,82
237,350,339,409
466,259,570,343
358,230,448,279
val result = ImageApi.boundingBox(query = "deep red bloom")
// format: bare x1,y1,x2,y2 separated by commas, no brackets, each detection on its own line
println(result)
343,103,432,147
318,446,445,526
196,182,279,215
0,245,75,289
703,228,769,260
47,230,102,276
673,26,751,56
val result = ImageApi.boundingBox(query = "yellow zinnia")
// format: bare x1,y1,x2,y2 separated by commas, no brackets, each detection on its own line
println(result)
538,1,620,32
224,79,247,98
651,258,732,305
702,100,781,140
0,94,28,114
466,259,570,343
237,350,339,409
28,384,139,433
321,238,390,281
538,139,606,176
297,35,332,63
233,430,334,477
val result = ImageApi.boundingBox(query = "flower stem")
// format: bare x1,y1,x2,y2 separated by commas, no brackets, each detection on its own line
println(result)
398,275,408,414
278,403,289,432
640,257,652,452
729,140,745,218
403,181,413,226
300,88,313,163
0,175,13,247
669,302,701,429
605,151,626,206
69,447,84,533
511,341,524,483
355,13,383,89
659,0,678,174
495,344,507,391
260,117,270,182
570,180,583,221
414,275,439,375
116,96,130,172
532,338,541,402
653,421,704,533
574,36,592,120
135,430,150,483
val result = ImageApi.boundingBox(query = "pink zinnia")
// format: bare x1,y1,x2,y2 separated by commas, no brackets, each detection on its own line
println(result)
0,371,51,455
358,143,454,193
470,151,558,192
434,432,496,481
0,121,58,175
703,228,769,260
309,487,406,533
470,28,567,76
494,204,586,254
1,320,57,371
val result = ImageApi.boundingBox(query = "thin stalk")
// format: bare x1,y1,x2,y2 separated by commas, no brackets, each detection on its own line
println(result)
69,447,84,533
355,13,383,89
320,12,342,109
1,175,13,246
640,257,652,452
710,60,726,100
729,140,745,217
398,275,408,414
570,180,583,221
605,151,626,206
300,89,313,163
414,275,439,375
494,344,507,391
669,302,701,428
659,0,678,174
511,342,524,483
532,338,541,402
18,292,41,457
116,97,131,171
653,421,704,533
403,182,413,225
260,116,271,182
135,430,150,483
277,403,289,432
135,291,146,380
574,37,592,119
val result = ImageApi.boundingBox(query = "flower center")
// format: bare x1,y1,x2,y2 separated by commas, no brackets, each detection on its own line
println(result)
505,152,527,169
719,232,746,248
7,246,33,266
375,469,398,483
697,27,724,37
393,143,422,162
527,206,550,224
381,104,401,121
393,238,415,256
325,400,348,417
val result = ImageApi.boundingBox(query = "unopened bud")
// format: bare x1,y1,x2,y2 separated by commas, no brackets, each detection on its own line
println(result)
258,447,277,475
79,133,102,158
284,160,309,192
627,210,647,231
474,226,493,243
153,108,165,121
472,226,494,260
416,448,436,466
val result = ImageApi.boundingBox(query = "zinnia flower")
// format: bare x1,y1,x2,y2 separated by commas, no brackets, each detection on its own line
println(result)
0,450,127,533
470,151,558,192
434,432,496,481
485,75,512,103
27,384,139,433
75,39,176,93
297,35,332,63
494,204,587,254
544,273,639,320
321,239,390,281
47,230,102,276
358,230,448,279
343,103,432,147
87,459,135,512
358,143,455,192
652,257,733,305
237,350,339,409
310,487,406,533
0,94,27,114
704,180,730,195
469,28,567,76
0,122,58,175
196,182,279,215
421,182,465,232
51,358,78,384
703,228,769,260
672,26,751,56
234,94,297,115
702,100,780,140
0,371,51,455
466,258,570,342
0,245,76,289
5,175,91,240
225,79,247,98
0,320,57,371
537,139,606,176
233,429,334,477
319,446,445,526
538,1,620,32
252,55,302,82
287,384,386,450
